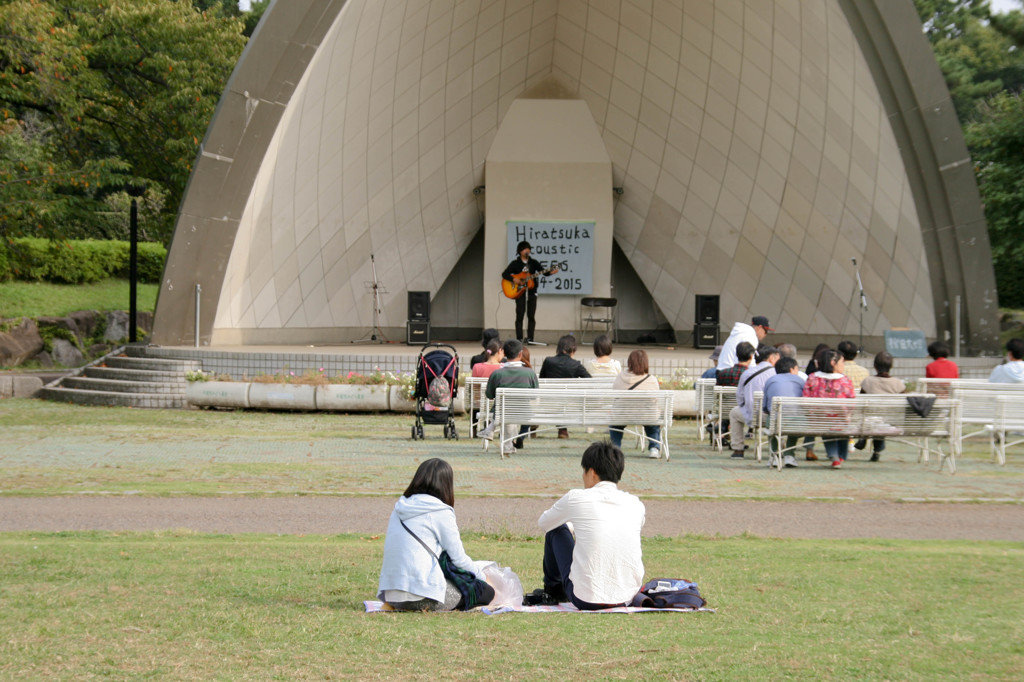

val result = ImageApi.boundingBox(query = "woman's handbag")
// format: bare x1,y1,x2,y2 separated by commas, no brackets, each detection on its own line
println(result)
399,520,491,610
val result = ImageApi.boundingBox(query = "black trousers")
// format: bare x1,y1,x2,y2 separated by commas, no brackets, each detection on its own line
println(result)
514,289,538,341
543,524,626,611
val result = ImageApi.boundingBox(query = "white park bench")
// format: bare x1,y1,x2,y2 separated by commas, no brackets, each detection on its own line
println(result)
466,376,615,435
711,385,738,452
694,378,716,441
991,396,1024,465
767,395,962,473
489,388,674,460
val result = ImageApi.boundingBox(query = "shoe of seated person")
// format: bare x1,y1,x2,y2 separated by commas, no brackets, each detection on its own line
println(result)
730,450,744,459
524,588,563,606
783,455,798,468
648,447,660,459
805,450,818,461
831,459,843,469
557,428,569,439
479,423,496,440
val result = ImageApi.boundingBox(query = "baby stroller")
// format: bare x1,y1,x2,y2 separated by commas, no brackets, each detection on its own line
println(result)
411,343,460,440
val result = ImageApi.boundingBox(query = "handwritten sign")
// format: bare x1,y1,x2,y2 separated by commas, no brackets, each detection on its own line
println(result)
507,221,594,295
884,329,928,358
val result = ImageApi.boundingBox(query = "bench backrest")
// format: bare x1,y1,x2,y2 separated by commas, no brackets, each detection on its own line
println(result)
713,385,738,415
768,395,959,438
695,378,716,412
466,376,616,410
994,396,1024,429
949,387,1024,425
494,388,673,426
914,378,1024,396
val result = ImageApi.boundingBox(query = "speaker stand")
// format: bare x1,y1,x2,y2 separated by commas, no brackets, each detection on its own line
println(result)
352,254,389,344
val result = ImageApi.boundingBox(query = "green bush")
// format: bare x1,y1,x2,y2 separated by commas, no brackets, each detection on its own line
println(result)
0,238,165,284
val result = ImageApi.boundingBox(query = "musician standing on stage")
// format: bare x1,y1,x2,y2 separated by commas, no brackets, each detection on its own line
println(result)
502,241,559,343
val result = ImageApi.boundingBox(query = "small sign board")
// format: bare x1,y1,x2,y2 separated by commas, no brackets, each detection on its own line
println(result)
884,329,928,358
507,220,594,295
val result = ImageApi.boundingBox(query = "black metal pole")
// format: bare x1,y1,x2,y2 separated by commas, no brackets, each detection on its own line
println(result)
129,198,138,343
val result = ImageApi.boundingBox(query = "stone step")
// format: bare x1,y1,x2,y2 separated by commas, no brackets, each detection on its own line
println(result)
37,387,188,409
62,377,186,395
104,355,201,372
84,366,189,383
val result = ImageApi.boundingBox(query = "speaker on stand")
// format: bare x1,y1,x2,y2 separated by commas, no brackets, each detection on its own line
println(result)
693,294,720,349
407,291,431,345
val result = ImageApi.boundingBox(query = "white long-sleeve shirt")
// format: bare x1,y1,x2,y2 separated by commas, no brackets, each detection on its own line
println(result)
716,322,758,371
538,481,645,604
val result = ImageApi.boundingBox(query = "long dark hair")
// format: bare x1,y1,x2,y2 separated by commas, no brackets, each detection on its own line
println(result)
818,349,842,374
806,343,831,374
403,458,455,507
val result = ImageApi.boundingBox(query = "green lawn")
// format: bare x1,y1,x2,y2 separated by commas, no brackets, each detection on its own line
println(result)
0,532,1020,680
0,279,157,318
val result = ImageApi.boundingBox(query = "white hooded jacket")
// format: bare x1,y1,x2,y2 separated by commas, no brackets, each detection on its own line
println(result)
377,493,482,603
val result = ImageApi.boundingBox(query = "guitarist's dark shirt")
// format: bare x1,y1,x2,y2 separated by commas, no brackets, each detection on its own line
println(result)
501,256,546,284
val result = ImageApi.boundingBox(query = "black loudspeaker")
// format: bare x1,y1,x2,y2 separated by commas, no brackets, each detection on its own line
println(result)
693,324,719,349
408,291,430,320
407,320,430,345
695,295,720,324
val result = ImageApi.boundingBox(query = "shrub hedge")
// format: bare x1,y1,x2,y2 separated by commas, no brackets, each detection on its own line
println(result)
0,238,166,284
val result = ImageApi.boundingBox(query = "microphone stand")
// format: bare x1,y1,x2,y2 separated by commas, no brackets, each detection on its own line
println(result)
852,258,867,351
353,254,388,344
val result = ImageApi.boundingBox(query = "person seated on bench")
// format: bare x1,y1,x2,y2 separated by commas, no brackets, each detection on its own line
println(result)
925,341,959,379
716,341,755,387
837,340,869,391
530,441,645,610
479,339,538,456
471,339,504,380
540,335,592,439
609,349,663,459
763,356,806,468
586,334,621,376
990,338,1024,384
853,351,907,462
802,349,856,469
378,458,495,611
729,345,780,459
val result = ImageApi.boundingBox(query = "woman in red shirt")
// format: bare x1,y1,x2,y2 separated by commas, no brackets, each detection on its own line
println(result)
802,349,856,468
925,341,959,379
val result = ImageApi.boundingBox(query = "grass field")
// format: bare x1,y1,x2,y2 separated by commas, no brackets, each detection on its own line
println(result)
0,279,158,318
1,532,1020,680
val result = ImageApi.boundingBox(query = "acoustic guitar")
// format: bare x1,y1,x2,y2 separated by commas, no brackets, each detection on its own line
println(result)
501,267,559,299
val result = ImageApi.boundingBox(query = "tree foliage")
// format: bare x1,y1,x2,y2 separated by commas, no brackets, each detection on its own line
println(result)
914,0,1024,307
0,0,248,244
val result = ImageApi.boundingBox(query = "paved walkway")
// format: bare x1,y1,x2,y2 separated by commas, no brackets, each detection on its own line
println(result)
2,403,1022,541
3,496,1023,541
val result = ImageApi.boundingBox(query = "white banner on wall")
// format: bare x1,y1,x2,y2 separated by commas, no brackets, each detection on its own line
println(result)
506,220,595,295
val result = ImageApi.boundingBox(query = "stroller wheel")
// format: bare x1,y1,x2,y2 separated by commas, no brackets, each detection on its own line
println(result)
411,425,418,440
452,425,459,440
417,425,424,439
444,425,450,439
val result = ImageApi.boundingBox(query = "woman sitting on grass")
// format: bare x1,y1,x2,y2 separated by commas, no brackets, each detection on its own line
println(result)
377,458,494,611
802,349,856,468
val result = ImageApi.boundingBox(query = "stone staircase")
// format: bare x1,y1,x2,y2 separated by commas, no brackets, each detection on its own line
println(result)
38,346,201,409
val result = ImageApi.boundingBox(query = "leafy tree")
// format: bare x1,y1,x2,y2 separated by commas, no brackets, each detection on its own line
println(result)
914,0,1024,121
966,91,1024,306
0,0,246,243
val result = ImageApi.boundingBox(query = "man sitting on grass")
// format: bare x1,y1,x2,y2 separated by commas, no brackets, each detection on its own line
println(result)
478,339,538,456
527,441,645,610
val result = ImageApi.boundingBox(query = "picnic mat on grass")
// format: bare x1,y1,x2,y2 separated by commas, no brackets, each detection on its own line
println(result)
364,600,714,614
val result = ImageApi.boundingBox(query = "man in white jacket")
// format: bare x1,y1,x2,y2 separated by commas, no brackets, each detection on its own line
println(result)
990,338,1024,383
716,315,773,371
531,442,645,610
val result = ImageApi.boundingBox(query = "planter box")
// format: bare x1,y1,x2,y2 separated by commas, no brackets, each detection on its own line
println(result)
388,385,418,413
186,381,250,408
669,389,697,417
316,384,390,411
248,383,317,410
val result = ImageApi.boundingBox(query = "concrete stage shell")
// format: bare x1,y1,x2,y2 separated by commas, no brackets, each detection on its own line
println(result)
152,0,999,352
